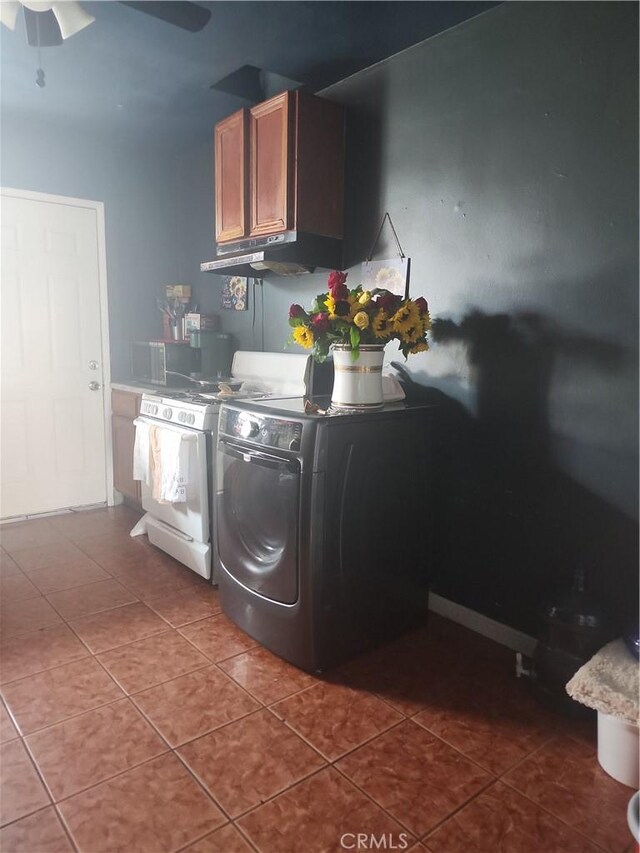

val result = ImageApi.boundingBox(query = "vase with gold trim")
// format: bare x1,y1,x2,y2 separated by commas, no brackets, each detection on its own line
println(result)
331,343,385,409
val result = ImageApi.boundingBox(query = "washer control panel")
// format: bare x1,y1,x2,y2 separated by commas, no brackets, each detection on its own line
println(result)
219,408,302,452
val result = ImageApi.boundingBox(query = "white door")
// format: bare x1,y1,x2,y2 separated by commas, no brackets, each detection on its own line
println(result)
0,192,108,518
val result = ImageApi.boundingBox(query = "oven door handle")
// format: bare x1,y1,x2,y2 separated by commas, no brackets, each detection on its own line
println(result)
133,417,198,440
219,440,298,472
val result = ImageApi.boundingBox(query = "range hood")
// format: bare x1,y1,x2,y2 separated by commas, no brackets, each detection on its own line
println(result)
200,231,343,278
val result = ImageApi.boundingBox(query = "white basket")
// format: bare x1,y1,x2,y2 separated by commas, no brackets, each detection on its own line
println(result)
597,711,639,788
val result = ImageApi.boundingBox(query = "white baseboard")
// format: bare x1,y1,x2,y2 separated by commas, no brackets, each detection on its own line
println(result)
429,592,537,657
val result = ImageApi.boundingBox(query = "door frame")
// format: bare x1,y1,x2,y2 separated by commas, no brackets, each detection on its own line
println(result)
0,186,116,508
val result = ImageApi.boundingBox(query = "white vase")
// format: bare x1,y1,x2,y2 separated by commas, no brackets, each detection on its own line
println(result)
331,344,385,409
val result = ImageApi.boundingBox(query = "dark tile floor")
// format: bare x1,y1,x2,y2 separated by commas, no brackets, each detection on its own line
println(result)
0,506,635,852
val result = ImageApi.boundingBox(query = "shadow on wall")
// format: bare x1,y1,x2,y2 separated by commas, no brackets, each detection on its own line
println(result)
400,310,638,637
341,81,386,269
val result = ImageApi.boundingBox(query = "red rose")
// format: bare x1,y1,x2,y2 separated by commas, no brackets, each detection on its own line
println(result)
330,283,349,300
327,270,348,292
289,304,306,319
312,312,330,333
414,297,429,314
377,292,401,314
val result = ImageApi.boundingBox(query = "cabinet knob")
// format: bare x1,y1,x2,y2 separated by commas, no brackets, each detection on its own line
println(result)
88,381,101,391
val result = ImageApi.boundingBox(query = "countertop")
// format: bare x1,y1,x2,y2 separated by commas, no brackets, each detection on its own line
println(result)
111,381,188,395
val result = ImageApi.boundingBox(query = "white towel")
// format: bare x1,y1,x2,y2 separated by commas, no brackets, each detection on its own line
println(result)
133,419,151,485
149,426,189,504
566,638,639,724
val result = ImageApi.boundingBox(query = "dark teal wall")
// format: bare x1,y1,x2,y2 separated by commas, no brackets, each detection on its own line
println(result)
189,2,639,632
0,114,184,379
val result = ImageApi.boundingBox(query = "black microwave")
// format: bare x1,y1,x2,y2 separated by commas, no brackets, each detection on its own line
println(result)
130,341,197,386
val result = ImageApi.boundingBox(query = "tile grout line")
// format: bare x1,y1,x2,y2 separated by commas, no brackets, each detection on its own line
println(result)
418,776,500,843
23,698,173,808
266,700,405,765
497,740,614,853
44,583,142,623
410,708,558,778
325,716,501,841
12,546,117,578
90,642,213,698
0,802,80,853
21,694,159,756
231,762,332,821
64,608,173,655
0,725,56,831
129,674,260,751
174,706,330,820
52,801,81,853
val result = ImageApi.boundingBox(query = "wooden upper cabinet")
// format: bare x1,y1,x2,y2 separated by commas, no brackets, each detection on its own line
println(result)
214,90,344,246
249,92,292,238
294,93,344,240
215,109,248,243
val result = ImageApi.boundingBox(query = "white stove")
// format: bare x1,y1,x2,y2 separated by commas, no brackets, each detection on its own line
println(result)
140,391,229,431
133,351,311,583
139,388,278,431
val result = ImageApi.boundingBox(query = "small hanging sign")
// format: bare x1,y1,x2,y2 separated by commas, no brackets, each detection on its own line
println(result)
361,257,411,298
220,275,248,311
361,212,411,298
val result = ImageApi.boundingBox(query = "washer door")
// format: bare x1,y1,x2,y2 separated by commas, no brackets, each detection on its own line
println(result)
217,440,299,604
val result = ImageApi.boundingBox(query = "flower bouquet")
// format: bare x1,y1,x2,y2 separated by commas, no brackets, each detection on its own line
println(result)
288,270,430,362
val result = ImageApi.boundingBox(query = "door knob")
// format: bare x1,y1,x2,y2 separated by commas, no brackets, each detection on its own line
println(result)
89,360,99,370
88,381,101,391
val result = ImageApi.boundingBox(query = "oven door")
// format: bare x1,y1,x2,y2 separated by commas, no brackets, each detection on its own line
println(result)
136,417,209,543
217,438,300,604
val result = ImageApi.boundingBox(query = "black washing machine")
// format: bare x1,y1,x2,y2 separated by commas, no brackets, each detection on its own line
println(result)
215,396,436,672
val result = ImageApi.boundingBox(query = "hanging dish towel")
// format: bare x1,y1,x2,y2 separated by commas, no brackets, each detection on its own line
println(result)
149,425,189,504
133,419,151,485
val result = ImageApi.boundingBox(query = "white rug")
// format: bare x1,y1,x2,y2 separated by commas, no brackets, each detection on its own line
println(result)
566,639,639,724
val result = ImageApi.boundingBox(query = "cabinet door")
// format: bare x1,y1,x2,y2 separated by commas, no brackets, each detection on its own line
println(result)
112,414,140,504
215,109,248,243
249,92,293,237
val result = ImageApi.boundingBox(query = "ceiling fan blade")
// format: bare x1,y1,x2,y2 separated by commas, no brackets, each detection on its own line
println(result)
51,1,94,39
0,1,21,30
23,6,62,46
119,1,211,33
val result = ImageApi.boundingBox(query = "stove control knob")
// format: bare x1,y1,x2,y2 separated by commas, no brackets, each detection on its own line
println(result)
152,405,158,415
187,414,195,425
240,419,260,439
178,412,186,423
163,407,173,419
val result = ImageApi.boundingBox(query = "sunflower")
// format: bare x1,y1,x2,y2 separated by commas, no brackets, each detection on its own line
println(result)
325,295,337,318
293,325,314,349
401,323,424,345
408,341,429,354
372,310,393,339
392,301,421,334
